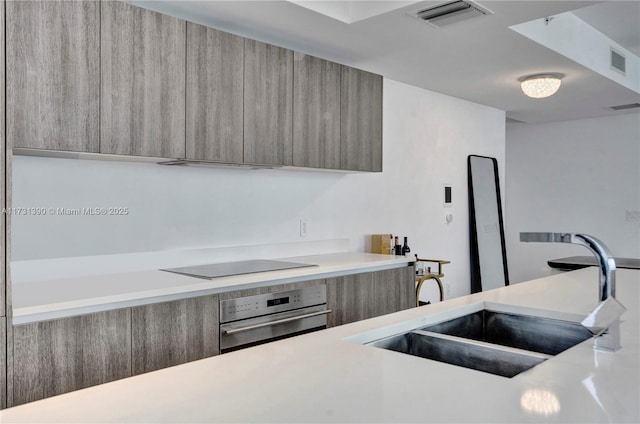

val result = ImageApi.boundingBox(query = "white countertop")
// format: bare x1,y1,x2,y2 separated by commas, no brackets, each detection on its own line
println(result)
2,267,638,423
12,252,412,324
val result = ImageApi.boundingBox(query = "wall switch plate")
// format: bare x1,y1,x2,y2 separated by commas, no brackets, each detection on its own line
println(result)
444,184,452,207
626,210,640,222
299,219,308,237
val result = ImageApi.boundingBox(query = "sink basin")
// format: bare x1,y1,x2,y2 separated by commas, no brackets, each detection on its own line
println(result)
365,308,592,378
419,309,592,356
368,330,549,378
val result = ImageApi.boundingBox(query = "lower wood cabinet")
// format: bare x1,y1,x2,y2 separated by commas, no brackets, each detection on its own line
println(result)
12,309,131,406
373,266,416,317
327,266,415,327
1,317,6,410
7,266,413,406
131,295,219,375
326,272,376,327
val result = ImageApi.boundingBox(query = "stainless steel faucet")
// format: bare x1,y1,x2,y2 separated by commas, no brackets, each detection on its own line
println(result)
520,232,625,351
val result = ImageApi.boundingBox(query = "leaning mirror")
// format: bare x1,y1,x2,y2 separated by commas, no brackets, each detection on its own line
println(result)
468,155,509,292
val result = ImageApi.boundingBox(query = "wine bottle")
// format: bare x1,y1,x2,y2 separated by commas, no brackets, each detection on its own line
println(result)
402,237,411,256
394,236,401,255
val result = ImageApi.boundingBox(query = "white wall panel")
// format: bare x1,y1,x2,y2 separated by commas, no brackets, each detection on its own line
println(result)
12,79,506,301
506,113,640,283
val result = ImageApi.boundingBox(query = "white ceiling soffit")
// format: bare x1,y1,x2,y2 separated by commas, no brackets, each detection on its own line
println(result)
510,11,640,94
287,1,419,24
572,1,640,57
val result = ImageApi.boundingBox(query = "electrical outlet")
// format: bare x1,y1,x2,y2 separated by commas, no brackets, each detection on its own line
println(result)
626,210,640,222
299,219,308,237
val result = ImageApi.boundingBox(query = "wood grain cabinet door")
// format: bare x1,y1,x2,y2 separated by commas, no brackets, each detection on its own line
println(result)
373,266,416,316
327,266,415,327
340,67,383,172
1,317,6,410
293,53,341,169
0,0,4,320
186,23,244,163
132,295,219,375
100,1,186,158
12,309,132,406
244,40,293,166
6,0,100,152
327,272,376,327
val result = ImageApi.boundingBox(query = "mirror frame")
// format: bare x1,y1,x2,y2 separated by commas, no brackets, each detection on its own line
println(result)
468,155,509,292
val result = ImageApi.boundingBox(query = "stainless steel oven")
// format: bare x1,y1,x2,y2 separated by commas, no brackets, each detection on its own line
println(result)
219,285,329,353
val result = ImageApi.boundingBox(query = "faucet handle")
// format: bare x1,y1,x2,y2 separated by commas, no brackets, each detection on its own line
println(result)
520,232,574,243
581,297,627,336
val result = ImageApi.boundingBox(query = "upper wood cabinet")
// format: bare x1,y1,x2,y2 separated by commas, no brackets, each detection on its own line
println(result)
6,0,100,152
100,1,186,158
341,67,383,172
244,40,293,166
186,23,244,163
293,53,341,170
4,1,383,171
12,309,131,406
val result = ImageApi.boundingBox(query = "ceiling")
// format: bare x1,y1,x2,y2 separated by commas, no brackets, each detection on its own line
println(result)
133,0,640,124
573,2,640,56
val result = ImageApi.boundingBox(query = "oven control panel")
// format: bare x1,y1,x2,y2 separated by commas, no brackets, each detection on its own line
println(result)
220,285,327,323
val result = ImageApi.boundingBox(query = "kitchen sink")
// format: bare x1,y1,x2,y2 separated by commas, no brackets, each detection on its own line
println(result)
364,308,593,378
368,329,549,378
418,310,592,356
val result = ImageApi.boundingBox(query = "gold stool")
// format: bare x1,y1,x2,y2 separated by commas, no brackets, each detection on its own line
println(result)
415,257,450,307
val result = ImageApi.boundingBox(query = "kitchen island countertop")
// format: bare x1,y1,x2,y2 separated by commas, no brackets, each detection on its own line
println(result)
2,267,638,423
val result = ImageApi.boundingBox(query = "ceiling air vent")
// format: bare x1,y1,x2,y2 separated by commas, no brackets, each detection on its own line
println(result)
610,48,626,75
608,103,640,111
415,0,492,28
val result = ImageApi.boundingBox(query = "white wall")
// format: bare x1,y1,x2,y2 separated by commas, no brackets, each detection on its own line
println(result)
506,113,640,284
11,79,505,301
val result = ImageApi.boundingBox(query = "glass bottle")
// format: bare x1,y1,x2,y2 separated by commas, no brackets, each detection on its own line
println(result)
402,237,411,256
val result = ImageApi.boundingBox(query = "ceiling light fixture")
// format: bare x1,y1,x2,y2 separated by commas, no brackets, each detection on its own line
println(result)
519,73,564,98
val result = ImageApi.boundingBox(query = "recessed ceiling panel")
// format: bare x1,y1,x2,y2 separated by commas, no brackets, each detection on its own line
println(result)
510,12,639,94
287,0,419,23
572,2,640,56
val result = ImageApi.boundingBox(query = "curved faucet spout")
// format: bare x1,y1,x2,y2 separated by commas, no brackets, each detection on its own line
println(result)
519,232,624,351
519,232,616,301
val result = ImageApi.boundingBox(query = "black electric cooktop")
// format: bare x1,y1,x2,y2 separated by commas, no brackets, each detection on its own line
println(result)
162,259,317,280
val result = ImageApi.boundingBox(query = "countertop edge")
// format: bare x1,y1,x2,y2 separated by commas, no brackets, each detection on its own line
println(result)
12,253,414,324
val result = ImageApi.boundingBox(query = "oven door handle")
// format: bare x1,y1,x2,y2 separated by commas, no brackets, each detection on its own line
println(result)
223,309,331,335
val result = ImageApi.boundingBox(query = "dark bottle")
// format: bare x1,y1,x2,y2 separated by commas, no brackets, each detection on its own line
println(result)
402,237,411,256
